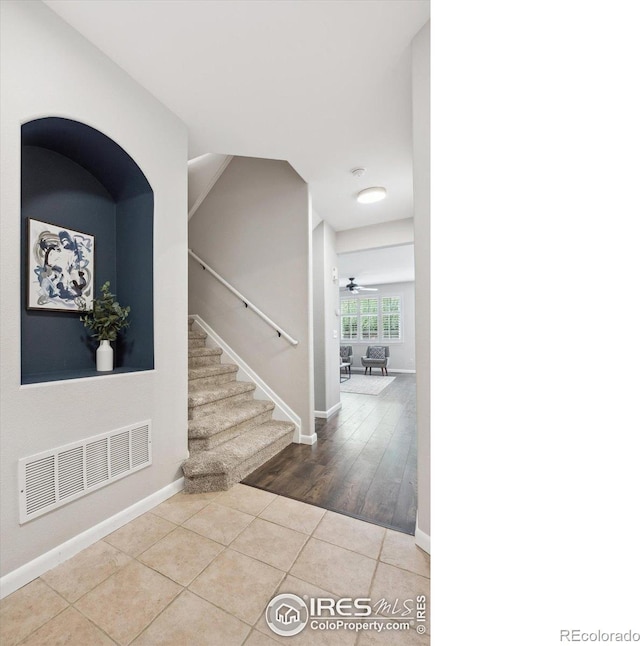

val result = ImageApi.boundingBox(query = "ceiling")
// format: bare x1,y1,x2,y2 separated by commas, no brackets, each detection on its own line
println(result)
339,245,415,287
44,0,430,232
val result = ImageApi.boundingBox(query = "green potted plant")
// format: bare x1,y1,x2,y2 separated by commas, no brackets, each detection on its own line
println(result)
80,281,130,371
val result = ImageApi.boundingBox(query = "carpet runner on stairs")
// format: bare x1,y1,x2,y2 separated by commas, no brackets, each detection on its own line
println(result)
182,319,295,492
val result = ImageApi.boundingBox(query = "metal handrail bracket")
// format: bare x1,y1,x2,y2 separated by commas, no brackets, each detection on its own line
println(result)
188,248,299,347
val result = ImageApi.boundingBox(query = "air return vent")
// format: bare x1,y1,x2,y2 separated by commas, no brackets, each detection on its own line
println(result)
18,421,151,524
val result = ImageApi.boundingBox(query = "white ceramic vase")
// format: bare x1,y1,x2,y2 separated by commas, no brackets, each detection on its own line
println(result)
96,339,114,371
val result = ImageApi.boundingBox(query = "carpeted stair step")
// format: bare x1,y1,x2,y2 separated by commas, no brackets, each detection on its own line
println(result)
188,381,256,420
188,363,239,389
188,399,275,451
188,347,222,368
189,332,205,350
183,420,296,492
188,334,207,350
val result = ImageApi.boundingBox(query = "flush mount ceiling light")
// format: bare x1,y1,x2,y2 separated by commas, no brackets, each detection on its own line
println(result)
357,186,387,204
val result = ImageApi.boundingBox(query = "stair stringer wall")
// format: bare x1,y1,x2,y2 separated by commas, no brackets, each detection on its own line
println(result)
190,315,310,444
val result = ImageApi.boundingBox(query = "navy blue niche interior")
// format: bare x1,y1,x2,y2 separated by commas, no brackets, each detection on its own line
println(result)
21,117,154,384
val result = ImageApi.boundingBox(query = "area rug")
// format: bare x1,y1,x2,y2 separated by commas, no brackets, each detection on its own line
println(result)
340,374,396,395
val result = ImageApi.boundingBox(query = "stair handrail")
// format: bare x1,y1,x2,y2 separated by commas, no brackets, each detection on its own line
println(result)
188,248,299,347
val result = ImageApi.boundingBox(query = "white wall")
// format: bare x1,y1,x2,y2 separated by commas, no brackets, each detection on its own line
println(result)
313,223,327,409
313,221,341,416
412,21,430,547
188,156,314,439
342,281,416,373
0,0,188,578
336,217,414,254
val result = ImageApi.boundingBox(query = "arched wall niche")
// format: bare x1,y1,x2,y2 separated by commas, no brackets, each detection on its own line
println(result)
21,117,155,384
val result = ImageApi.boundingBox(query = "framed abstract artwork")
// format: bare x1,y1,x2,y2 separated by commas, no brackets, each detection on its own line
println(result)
26,218,95,312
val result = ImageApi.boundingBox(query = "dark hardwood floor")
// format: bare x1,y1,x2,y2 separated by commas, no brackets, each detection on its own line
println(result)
243,374,417,534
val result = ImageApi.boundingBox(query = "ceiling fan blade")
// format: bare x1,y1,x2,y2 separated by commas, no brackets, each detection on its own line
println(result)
358,287,378,291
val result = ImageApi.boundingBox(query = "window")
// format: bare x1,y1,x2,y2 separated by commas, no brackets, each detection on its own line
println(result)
382,297,401,341
340,298,358,340
360,298,378,340
340,294,402,342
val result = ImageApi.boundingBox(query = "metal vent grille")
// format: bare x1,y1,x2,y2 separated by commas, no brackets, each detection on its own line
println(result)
18,421,152,524
131,425,150,467
25,456,55,516
58,446,84,500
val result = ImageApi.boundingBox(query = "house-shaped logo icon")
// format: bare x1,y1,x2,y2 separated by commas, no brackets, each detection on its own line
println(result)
276,603,300,625
266,593,308,636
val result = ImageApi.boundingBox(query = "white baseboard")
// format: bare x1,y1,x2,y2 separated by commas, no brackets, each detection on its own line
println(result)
298,433,317,445
0,478,184,600
190,315,303,441
415,526,431,554
314,401,342,419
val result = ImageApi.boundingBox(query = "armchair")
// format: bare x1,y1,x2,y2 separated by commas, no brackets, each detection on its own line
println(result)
339,345,353,376
361,346,389,376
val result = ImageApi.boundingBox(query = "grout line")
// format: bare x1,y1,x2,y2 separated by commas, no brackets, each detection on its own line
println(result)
184,548,268,630
62,602,120,646
224,516,311,578
308,529,384,563
12,579,69,645
64,553,183,645
40,540,134,609
77,610,117,645
125,586,184,645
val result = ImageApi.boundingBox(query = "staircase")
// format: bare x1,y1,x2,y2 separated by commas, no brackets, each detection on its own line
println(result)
182,319,295,493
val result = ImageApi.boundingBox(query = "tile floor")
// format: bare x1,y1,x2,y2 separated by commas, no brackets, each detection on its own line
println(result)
0,484,430,645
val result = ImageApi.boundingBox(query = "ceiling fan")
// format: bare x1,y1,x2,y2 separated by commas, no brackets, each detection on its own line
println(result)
343,277,378,294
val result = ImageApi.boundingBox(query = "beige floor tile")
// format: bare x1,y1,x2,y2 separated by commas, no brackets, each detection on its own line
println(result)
245,629,280,646
356,624,429,645
290,538,376,598
138,526,224,586
257,621,358,646
103,512,176,557
369,562,429,612
379,530,430,578
150,492,214,524
189,549,284,625
274,574,339,607
0,579,68,646
230,518,308,571
259,496,326,534
131,590,249,646
215,483,277,516
21,607,116,645
254,575,357,645
172,490,222,503
313,511,385,559
41,541,131,602
75,560,181,645
369,562,429,635
182,501,254,545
